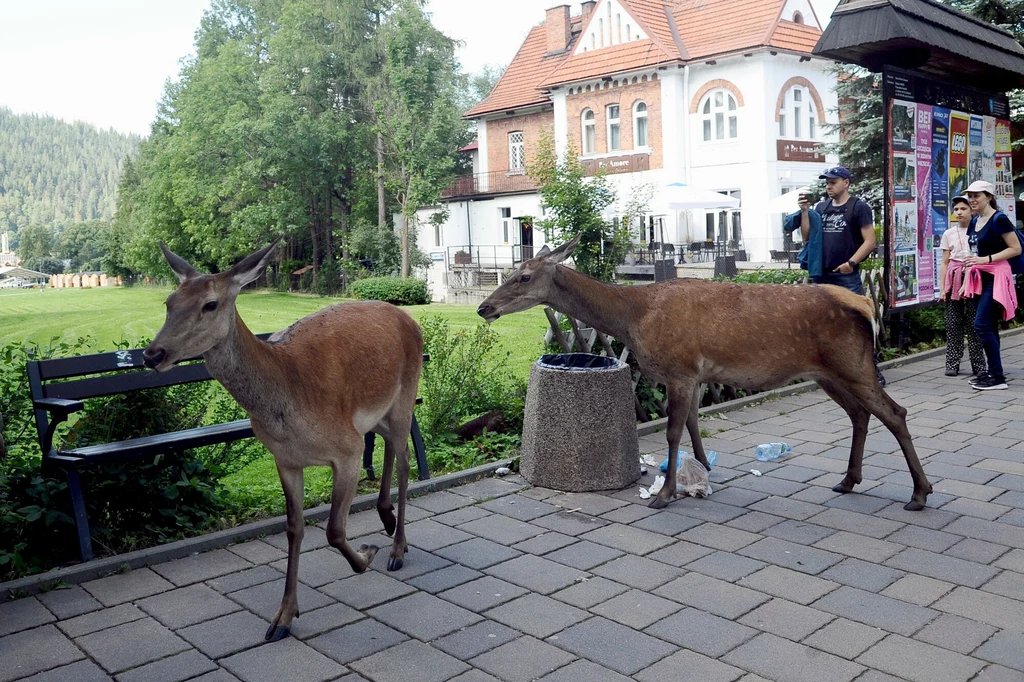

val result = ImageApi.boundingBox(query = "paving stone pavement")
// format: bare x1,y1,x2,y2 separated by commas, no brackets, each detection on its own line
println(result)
5,341,1024,681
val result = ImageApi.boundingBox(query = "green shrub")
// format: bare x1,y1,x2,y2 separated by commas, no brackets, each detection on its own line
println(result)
0,338,262,579
418,317,527,444
717,268,807,284
350,277,429,305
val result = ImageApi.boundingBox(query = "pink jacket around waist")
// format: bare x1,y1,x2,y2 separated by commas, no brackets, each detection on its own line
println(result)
944,260,969,301
961,260,1017,320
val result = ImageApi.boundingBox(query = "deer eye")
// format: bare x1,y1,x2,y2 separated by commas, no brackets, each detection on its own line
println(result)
520,274,531,283
202,301,218,313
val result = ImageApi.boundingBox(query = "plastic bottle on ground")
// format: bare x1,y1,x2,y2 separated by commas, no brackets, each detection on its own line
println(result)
754,442,792,462
660,450,717,471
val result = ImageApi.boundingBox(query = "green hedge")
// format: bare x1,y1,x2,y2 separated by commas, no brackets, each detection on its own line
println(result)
349,277,429,305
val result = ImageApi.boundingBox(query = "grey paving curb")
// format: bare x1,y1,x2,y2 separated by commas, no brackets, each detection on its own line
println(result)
636,327,1024,437
5,327,1021,599
0,458,512,601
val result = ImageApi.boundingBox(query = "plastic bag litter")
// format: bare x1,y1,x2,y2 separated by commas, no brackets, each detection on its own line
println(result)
640,452,712,499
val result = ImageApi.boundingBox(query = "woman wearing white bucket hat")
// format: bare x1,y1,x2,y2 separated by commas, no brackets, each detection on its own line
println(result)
963,179,1022,390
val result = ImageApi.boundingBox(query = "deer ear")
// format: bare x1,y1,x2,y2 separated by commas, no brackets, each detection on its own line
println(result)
230,237,281,287
160,242,200,283
547,234,581,264
534,245,551,259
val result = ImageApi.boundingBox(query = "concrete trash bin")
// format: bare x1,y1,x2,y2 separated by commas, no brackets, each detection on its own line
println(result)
520,353,640,491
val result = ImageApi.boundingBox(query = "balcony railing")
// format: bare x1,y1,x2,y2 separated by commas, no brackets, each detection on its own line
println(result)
441,170,538,199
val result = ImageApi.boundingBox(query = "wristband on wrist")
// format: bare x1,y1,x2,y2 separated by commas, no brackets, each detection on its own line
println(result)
989,255,993,263
847,259,857,269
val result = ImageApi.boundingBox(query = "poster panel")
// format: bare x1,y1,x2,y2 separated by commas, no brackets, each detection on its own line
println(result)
883,68,1012,310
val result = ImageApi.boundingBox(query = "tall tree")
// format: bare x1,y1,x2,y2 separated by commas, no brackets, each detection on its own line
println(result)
530,133,624,282
375,0,467,277
825,65,884,214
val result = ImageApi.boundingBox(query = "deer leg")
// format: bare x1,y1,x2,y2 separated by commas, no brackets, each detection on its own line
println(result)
687,385,711,471
837,378,932,511
815,378,869,494
382,430,411,571
267,464,305,642
326,453,379,573
651,383,692,509
375,428,398,537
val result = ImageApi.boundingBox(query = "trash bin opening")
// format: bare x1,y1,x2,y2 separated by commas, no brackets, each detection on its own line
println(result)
537,353,622,371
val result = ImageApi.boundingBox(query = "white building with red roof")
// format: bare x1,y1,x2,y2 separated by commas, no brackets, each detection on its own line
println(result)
416,0,838,301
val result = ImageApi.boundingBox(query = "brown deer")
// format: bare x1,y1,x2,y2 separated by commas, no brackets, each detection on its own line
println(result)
477,235,932,511
143,240,423,641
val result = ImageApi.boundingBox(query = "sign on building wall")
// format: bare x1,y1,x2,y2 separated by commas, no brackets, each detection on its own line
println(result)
582,153,650,176
883,67,1012,309
776,140,826,163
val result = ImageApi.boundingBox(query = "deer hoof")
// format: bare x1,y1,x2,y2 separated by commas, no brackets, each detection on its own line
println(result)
387,555,404,571
265,624,290,642
379,509,397,537
831,478,857,494
648,497,669,509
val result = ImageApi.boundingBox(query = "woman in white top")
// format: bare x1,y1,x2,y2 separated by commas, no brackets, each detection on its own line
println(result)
938,195,986,377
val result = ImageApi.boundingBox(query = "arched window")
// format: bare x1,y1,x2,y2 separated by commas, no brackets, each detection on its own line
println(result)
607,104,621,151
633,101,648,147
779,85,817,140
700,89,738,142
508,131,525,173
625,23,631,40
582,109,596,154
599,18,604,47
793,11,804,23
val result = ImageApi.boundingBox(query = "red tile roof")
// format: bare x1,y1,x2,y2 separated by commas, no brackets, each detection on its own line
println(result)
466,0,822,119
768,20,823,53
538,39,678,87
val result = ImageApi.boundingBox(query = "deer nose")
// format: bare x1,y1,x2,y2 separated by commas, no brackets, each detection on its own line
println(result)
142,346,165,369
477,303,493,318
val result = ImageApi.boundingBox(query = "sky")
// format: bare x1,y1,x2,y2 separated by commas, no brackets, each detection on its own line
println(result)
0,0,840,137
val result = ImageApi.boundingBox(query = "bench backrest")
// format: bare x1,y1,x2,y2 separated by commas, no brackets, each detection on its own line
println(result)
26,333,278,452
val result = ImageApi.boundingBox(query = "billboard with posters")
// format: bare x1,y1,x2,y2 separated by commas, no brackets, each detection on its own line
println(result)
883,67,1013,309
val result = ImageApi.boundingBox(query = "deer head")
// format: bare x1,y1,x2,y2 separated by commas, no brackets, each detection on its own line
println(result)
477,234,580,322
142,240,279,371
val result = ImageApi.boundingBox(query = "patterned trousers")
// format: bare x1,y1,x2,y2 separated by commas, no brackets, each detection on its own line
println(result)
946,297,986,374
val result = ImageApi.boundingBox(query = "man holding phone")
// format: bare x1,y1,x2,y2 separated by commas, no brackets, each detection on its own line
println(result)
790,166,884,385
796,166,876,294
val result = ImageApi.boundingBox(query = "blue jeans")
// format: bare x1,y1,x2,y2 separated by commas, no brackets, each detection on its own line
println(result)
973,274,1004,379
811,270,863,294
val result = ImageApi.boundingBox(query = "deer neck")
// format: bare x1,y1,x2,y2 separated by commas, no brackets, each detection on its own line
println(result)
548,265,642,346
203,312,282,418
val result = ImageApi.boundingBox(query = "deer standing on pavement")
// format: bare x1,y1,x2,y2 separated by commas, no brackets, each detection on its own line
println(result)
143,240,423,641
477,235,932,511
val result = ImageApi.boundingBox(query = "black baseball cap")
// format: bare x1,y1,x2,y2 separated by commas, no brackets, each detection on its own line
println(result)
819,166,852,180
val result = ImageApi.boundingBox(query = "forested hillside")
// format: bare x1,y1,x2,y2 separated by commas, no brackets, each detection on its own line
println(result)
0,107,140,247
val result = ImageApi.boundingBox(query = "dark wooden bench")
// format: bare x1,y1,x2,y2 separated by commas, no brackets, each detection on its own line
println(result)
28,335,429,562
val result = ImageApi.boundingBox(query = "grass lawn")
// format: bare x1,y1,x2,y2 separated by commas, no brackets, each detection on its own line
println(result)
1,286,548,518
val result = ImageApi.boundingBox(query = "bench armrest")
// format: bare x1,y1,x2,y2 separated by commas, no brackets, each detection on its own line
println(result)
33,399,83,457
34,398,85,417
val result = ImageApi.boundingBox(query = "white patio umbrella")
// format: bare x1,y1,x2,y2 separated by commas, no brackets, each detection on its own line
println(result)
765,187,811,214
652,182,741,211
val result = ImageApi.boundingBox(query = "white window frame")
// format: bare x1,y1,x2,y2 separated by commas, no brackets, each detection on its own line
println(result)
508,131,525,174
582,109,596,155
700,89,738,142
633,101,648,148
779,86,817,141
607,104,621,152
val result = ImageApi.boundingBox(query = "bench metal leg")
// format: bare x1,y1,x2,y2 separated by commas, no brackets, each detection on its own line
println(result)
411,415,429,481
362,418,429,483
65,469,94,562
362,432,376,480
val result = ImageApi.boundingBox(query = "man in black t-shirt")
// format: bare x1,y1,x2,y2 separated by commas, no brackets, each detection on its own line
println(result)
798,166,884,385
797,166,876,295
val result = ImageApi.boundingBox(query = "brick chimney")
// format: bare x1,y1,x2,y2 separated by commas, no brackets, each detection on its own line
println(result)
581,0,596,22
545,4,571,54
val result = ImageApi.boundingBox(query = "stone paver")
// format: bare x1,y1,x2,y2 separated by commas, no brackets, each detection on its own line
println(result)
0,625,85,682
75,617,190,674
220,637,345,682
8,346,1024,682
